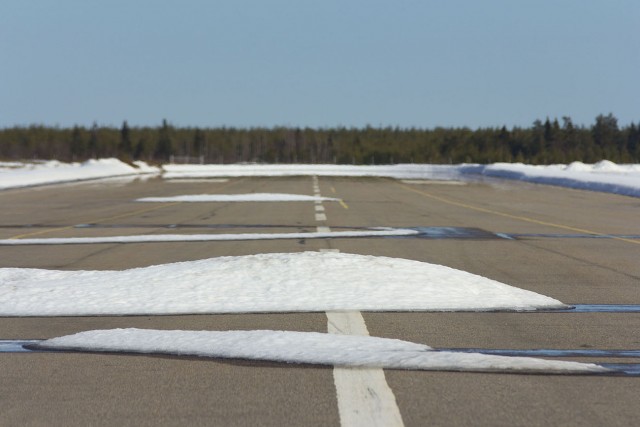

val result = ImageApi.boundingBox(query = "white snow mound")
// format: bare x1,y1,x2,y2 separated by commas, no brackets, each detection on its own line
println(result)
35,328,607,374
0,158,159,190
0,252,567,316
136,193,339,202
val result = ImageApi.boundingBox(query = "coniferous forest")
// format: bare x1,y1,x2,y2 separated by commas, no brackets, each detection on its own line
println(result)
1,114,638,165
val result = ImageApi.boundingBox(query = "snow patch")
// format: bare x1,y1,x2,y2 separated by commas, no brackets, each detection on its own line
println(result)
0,252,566,316
137,193,339,203
34,328,607,374
564,161,591,172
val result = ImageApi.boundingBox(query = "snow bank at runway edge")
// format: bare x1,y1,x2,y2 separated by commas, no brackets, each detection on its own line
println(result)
0,158,159,190
4,158,638,198
163,161,640,198
162,163,461,180
461,161,640,197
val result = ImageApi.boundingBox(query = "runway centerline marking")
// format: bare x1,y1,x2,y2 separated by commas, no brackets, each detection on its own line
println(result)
327,311,405,426
398,183,640,246
313,176,404,427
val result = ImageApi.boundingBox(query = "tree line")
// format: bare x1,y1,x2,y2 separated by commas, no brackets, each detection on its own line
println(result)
1,114,638,165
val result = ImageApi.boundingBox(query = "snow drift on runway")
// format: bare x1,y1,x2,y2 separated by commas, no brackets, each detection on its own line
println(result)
0,252,567,316
34,328,607,374
136,193,338,202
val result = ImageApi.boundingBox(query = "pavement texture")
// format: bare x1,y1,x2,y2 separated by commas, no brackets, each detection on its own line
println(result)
1,175,639,426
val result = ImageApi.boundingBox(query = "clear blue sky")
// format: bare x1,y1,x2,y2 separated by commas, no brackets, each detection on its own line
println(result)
1,0,638,129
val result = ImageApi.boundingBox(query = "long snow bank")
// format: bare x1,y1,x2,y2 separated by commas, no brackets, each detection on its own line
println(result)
137,193,339,203
0,158,160,190
163,161,640,198
35,328,607,374
163,163,462,180
461,161,640,198
5,159,639,198
0,252,567,316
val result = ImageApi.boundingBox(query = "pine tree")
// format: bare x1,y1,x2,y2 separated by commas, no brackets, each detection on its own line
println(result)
154,119,173,161
88,122,99,159
119,121,132,160
69,125,85,161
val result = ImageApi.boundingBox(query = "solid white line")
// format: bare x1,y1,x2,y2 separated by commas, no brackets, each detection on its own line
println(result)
0,228,419,245
327,311,405,427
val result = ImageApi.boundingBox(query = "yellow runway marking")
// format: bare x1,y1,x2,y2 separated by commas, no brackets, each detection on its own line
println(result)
338,199,349,210
9,202,183,239
9,225,75,240
398,183,640,246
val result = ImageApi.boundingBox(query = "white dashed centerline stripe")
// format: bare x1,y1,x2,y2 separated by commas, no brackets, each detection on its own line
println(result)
327,312,405,427
311,176,405,427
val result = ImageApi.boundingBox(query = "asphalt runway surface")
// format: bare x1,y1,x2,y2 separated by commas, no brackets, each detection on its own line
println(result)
1,175,639,426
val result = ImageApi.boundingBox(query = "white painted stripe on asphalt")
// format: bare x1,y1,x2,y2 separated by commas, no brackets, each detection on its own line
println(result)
316,226,331,233
315,213,327,221
327,311,405,427
311,176,404,427
315,205,325,212
0,228,418,245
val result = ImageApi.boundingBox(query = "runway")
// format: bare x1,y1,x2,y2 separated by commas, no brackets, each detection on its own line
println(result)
1,175,639,426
